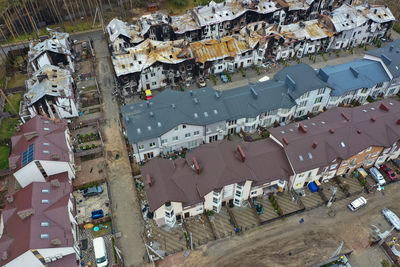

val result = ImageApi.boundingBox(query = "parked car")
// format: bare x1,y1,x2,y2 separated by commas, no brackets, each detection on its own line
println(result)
93,237,108,267
369,167,386,185
382,209,400,231
220,73,229,83
197,77,206,87
348,196,367,211
82,185,103,198
379,164,398,181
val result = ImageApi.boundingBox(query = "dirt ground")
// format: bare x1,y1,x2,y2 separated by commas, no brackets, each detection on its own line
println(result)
157,183,400,267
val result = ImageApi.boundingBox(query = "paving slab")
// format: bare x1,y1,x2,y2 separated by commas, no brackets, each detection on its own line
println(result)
209,208,235,239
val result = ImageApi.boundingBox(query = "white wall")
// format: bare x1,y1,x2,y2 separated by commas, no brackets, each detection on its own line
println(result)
14,161,45,188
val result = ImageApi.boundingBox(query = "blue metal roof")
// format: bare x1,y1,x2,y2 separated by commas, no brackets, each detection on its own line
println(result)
318,59,390,96
366,39,400,78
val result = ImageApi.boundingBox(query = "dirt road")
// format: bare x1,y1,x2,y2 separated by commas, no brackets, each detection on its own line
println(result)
93,37,146,266
157,183,400,267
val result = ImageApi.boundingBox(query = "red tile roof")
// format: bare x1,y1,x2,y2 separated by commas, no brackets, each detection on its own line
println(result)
0,172,74,265
9,116,70,173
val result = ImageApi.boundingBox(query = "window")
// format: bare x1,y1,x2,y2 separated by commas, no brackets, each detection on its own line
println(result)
366,146,372,152
228,120,237,126
185,133,191,138
145,74,148,80
375,82,383,88
236,184,243,190
251,190,257,196
358,150,364,154
312,106,320,112
342,160,349,166
213,197,219,204
138,145,144,150
361,88,368,94
330,164,338,170
172,136,178,141
196,206,203,212
323,167,328,173
235,190,242,198
182,125,186,129
234,199,240,205
149,142,156,148
372,152,379,157
299,100,307,107
174,127,179,131
301,92,310,99
161,139,168,144
41,222,49,227
383,148,390,154
152,82,157,86
206,128,211,133
314,97,323,104
213,191,220,197
194,131,200,136
151,73,155,77
317,88,326,95
247,59,251,63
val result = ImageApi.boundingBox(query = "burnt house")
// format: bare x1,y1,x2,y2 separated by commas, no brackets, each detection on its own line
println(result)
139,12,176,41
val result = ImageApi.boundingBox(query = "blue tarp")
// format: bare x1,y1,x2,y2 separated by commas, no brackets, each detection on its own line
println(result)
308,182,318,193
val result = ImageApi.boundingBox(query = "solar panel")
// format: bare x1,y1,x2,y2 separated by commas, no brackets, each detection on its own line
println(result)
22,144,34,166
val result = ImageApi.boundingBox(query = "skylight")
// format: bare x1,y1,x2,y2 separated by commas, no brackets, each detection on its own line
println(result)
214,109,218,115
40,234,49,239
321,121,326,124
308,153,313,159
42,150,50,154
311,123,316,126
299,155,304,161
22,144,34,166
370,107,375,110
41,222,49,227
194,113,198,118
147,126,151,131
204,112,208,117
340,142,346,148
280,131,285,134
41,199,49,204
41,189,50,193
43,142,50,146
157,122,162,127
43,127,50,131
362,109,367,112
137,128,141,134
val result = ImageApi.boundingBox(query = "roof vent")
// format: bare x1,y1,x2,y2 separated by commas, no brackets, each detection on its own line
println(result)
24,131,39,141
370,117,376,122
51,154,60,160
341,112,350,121
17,208,35,220
50,179,60,187
237,145,246,162
14,125,21,132
192,157,200,174
146,174,152,187
379,103,389,111
2,251,8,261
51,239,62,246
312,142,317,149
250,87,258,98
298,123,307,133
357,129,361,134
329,128,335,134
282,137,289,145
397,119,400,125
193,98,199,104
390,45,394,52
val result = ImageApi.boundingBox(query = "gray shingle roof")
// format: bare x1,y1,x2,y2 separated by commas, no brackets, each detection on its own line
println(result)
274,63,328,100
122,80,297,143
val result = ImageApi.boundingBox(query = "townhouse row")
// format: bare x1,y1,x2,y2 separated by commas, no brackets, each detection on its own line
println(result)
19,29,79,121
108,3,394,92
122,39,400,162
141,99,400,227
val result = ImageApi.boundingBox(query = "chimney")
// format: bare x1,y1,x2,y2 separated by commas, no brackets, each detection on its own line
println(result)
192,157,200,174
397,119,400,125
237,145,246,162
50,179,60,187
374,9,377,14
379,103,389,111
371,117,376,122
341,112,350,121
298,123,307,133
51,154,60,160
2,251,8,261
312,142,317,149
14,125,21,132
282,137,289,145
146,174,152,187
357,129,362,134
329,128,335,134
6,195,13,203
17,208,35,220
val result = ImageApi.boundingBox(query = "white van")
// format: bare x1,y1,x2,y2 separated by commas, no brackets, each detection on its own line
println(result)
369,167,386,185
348,196,367,211
93,237,108,267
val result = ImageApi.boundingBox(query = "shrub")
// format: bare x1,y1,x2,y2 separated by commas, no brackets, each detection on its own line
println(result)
360,179,367,187
86,145,90,150
80,146,84,150
366,95,374,103
92,144,96,149
224,71,232,82
394,23,400,34
111,237,118,264
210,74,217,85
171,0,188,6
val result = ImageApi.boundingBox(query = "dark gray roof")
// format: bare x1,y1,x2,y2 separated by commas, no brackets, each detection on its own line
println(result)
274,63,328,100
269,99,400,173
141,139,293,212
365,39,400,78
122,81,296,143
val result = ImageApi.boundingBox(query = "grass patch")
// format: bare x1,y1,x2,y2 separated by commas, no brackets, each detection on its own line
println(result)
166,0,195,15
4,93,22,114
80,85,97,92
0,146,10,170
394,22,400,34
7,73,26,89
91,220,112,238
0,117,19,139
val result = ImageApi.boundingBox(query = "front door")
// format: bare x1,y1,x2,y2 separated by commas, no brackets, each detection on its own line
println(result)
184,212,190,218
146,84,150,90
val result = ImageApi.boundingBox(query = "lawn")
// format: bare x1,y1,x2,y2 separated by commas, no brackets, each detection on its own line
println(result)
7,73,26,89
92,220,112,238
0,117,19,139
80,85,98,92
0,146,10,170
4,93,22,114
